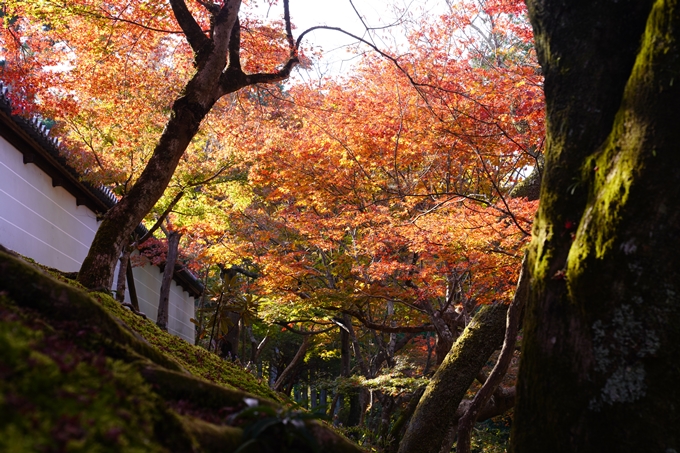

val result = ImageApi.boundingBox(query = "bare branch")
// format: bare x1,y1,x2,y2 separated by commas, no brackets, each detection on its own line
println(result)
342,309,437,334
283,0,296,53
138,191,185,245
219,56,299,95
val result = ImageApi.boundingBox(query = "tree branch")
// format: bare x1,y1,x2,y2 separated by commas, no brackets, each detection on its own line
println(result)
138,191,185,246
456,253,529,453
220,264,258,279
169,0,210,55
341,309,436,334
227,18,241,71
273,334,311,392
283,0,296,53
273,321,336,336
218,0,298,95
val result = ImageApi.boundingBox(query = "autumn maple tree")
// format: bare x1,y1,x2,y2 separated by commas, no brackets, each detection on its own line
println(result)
1,0,547,450
181,1,542,447
0,0,304,290
229,0,540,344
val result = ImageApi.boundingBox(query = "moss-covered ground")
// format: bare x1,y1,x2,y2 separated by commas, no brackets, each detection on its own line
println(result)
90,292,281,402
0,249,363,453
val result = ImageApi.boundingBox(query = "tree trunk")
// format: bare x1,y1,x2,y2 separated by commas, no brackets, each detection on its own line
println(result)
340,321,351,377
157,230,182,331
422,299,455,366
397,303,508,453
273,335,311,393
457,254,528,453
126,259,140,312
115,244,132,303
344,314,369,377
222,311,241,359
77,90,214,290
513,1,680,451
386,387,425,453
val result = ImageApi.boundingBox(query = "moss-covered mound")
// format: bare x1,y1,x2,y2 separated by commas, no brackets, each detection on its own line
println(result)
90,292,281,402
0,250,363,453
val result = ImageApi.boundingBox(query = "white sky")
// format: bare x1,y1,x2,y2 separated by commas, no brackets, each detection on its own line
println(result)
249,0,445,77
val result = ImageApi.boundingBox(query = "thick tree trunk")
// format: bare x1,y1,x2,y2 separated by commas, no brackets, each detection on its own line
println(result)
156,230,182,330
513,1,680,451
397,303,508,453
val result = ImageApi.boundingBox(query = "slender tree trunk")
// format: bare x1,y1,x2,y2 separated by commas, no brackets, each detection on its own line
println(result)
273,335,311,393
223,311,241,359
126,259,140,312
157,229,182,331
386,387,425,453
208,290,224,353
115,243,132,303
340,322,351,377
195,268,210,345
422,299,455,365
397,303,508,453
457,255,528,453
344,314,369,376
513,1,680,451
76,0,298,290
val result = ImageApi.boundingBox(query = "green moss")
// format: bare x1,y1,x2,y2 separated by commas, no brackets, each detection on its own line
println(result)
92,293,281,402
0,250,364,453
0,297,167,452
565,119,640,288
566,0,676,297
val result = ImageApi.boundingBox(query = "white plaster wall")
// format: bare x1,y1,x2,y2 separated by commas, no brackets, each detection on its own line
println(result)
116,258,196,344
0,135,195,344
0,137,98,272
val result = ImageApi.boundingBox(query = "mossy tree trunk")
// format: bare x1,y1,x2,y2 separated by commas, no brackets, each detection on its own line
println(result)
512,1,680,451
397,303,509,453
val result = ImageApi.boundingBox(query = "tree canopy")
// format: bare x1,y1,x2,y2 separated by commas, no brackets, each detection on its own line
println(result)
13,0,679,451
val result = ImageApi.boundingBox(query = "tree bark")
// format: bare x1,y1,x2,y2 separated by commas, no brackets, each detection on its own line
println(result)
125,258,140,312
397,303,508,453
77,86,216,291
156,229,182,331
513,1,680,451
